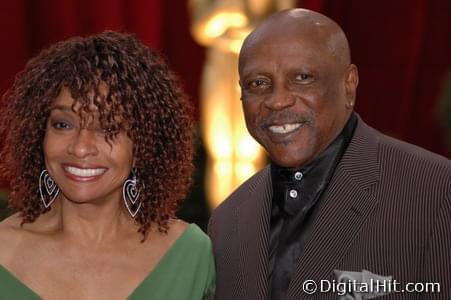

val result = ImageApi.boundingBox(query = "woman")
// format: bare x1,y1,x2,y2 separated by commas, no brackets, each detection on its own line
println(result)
0,31,214,299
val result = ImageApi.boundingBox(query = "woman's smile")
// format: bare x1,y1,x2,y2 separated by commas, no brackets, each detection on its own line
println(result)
62,163,108,182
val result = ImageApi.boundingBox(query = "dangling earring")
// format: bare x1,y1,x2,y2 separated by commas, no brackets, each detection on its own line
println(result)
123,168,142,218
39,169,60,208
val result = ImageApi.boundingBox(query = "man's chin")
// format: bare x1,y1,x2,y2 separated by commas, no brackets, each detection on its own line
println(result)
269,152,313,169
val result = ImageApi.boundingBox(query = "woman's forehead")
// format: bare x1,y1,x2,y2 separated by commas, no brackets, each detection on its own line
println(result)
50,86,131,129
50,91,92,119
51,85,109,112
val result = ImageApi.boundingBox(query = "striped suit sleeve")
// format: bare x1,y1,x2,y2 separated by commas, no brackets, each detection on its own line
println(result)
422,185,451,299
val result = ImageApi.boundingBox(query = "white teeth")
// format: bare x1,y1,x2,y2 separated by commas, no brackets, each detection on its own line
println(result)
65,166,106,177
268,123,302,134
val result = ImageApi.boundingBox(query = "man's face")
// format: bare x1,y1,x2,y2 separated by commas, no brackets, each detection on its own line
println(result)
239,29,357,168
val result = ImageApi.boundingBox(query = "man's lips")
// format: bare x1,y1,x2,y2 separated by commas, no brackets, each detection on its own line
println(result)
258,111,313,141
268,123,303,134
259,119,312,144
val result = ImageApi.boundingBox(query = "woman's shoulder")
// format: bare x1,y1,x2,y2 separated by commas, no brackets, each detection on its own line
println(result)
166,219,189,237
171,220,211,251
158,219,211,250
0,213,41,237
0,213,25,262
0,213,23,234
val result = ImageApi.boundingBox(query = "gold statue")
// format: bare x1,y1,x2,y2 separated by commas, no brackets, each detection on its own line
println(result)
190,0,296,207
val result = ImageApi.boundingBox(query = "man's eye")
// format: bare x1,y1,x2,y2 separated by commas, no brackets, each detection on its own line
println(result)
249,79,269,88
295,73,313,82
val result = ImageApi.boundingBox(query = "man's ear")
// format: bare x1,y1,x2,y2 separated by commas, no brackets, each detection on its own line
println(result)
345,64,359,108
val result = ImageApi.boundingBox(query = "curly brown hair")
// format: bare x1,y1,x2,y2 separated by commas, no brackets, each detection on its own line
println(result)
0,31,194,237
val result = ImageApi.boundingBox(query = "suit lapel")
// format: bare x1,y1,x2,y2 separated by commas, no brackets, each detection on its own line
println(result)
236,166,272,299
287,119,382,299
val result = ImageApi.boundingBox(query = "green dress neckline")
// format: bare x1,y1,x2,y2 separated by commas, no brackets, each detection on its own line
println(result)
0,223,201,299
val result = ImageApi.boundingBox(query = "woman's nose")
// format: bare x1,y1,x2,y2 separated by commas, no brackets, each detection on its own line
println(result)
67,129,99,158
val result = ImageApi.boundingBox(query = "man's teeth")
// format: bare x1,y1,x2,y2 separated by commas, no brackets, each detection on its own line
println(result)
268,123,302,134
65,166,106,177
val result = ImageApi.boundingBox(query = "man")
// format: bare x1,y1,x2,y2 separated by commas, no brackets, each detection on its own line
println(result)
208,8,450,300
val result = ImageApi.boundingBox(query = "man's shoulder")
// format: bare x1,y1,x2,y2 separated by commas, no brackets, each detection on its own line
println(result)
355,118,450,170
377,131,450,171
355,121,451,189
210,166,270,217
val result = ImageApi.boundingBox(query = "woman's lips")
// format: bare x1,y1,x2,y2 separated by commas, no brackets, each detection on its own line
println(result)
62,164,108,182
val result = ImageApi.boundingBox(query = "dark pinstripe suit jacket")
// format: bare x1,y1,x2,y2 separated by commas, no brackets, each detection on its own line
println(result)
208,118,451,299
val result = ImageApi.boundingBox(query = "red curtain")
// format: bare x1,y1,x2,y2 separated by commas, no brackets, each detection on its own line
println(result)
164,0,451,158
0,0,449,187
302,0,451,157
0,0,164,187
160,1,205,120
0,0,162,94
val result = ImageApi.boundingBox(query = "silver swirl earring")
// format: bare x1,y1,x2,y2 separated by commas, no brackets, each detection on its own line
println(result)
122,168,142,218
39,169,60,208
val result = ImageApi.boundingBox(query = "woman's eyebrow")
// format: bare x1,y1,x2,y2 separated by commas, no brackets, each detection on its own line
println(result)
49,104,73,112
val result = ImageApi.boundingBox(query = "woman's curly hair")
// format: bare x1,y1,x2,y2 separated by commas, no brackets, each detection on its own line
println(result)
0,31,194,237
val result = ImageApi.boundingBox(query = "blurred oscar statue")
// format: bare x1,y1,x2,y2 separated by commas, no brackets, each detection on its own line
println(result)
190,0,296,208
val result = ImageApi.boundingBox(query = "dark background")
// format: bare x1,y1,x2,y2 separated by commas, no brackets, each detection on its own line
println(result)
1,0,450,228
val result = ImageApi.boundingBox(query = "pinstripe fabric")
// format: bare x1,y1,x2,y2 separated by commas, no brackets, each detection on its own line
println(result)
208,166,272,299
209,117,451,300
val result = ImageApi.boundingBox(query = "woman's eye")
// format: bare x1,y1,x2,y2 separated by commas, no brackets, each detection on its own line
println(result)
97,125,118,137
52,121,72,130
100,127,113,135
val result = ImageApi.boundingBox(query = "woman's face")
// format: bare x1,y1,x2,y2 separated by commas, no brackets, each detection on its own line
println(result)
43,87,134,205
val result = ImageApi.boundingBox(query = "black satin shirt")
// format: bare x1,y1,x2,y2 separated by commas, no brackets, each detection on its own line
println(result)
268,114,357,300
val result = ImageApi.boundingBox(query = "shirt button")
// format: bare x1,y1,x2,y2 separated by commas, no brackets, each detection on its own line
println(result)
294,171,303,181
289,189,298,198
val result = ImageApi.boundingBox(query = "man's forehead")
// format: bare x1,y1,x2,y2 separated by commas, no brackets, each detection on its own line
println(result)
240,43,326,70
245,10,334,42
239,11,350,70
239,31,336,73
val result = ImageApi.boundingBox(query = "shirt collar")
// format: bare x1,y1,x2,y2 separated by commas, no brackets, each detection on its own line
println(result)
270,113,357,216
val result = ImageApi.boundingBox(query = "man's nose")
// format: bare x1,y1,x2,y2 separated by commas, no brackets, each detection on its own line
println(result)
68,129,99,158
264,86,296,111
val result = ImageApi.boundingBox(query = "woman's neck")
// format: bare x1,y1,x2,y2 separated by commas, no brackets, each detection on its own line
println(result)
32,194,139,246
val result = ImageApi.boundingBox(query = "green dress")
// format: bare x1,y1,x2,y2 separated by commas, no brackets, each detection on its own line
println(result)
0,224,215,299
